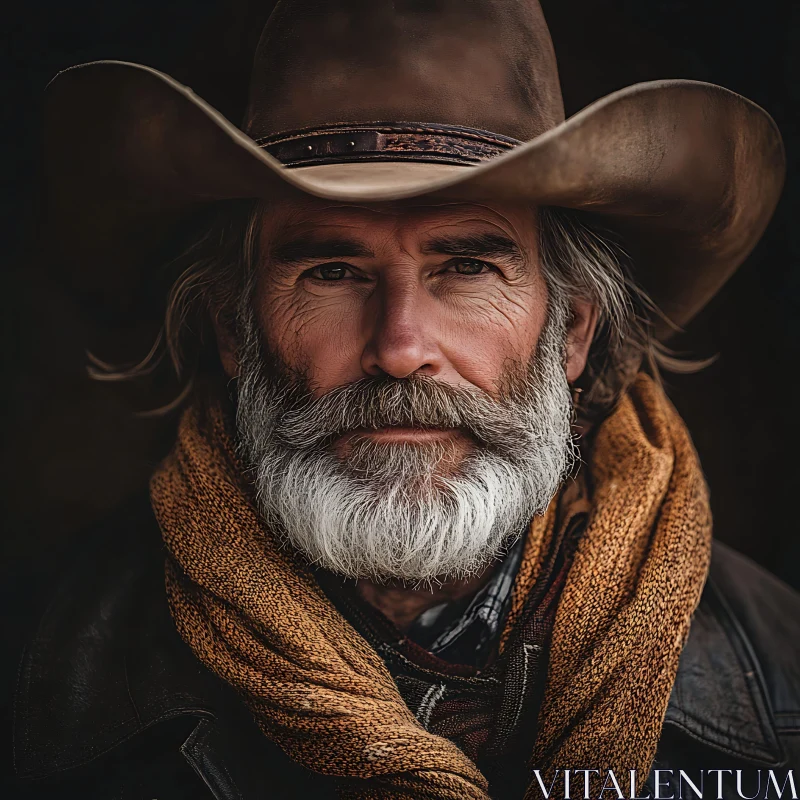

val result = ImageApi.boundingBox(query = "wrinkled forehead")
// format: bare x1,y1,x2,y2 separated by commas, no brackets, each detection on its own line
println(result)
258,197,541,252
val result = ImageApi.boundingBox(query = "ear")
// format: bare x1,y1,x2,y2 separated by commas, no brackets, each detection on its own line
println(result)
210,311,240,380
565,298,598,383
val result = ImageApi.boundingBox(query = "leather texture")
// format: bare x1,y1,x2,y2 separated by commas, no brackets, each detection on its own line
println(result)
244,0,564,142
258,122,522,168
5,495,799,799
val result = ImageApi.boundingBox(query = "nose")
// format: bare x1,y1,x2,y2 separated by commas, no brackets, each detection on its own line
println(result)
360,279,443,379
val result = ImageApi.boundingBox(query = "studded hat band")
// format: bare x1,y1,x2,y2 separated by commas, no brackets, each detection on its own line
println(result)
256,122,522,168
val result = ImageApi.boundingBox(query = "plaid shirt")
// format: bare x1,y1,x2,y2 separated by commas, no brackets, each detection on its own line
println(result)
317,499,586,775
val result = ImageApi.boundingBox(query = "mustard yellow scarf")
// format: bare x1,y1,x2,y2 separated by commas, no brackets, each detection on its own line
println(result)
151,373,711,798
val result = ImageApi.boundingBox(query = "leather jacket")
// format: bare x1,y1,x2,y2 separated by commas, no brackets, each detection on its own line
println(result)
5,496,800,799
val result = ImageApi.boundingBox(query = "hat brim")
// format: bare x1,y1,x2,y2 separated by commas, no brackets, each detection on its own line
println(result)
44,60,785,336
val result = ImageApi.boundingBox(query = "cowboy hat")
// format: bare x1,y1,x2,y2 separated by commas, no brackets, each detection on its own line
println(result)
43,0,785,336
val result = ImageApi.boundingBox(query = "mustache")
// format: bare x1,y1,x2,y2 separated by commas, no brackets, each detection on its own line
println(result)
270,372,538,454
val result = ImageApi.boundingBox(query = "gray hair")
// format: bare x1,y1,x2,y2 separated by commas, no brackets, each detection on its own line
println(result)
536,206,677,420
92,199,683,421
234,290,575,580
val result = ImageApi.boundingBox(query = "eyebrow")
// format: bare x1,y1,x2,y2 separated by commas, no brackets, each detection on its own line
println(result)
270,237,375,264
420,232,526,267
268,231,527,269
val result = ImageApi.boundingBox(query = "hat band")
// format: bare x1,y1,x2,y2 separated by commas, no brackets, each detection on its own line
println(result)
255,122,521,168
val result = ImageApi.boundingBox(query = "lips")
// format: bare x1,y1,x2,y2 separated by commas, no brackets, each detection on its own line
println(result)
342,426,460,443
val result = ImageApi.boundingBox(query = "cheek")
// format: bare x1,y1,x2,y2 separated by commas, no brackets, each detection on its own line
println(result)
438,282,547,392
256,278,367,390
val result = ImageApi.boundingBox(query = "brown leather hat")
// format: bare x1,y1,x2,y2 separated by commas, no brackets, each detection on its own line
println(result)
44,0,785,336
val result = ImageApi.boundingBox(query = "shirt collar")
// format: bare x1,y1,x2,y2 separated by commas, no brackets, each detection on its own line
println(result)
408,537,525,666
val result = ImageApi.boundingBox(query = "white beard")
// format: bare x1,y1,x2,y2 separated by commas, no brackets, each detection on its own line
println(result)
235,302,576,582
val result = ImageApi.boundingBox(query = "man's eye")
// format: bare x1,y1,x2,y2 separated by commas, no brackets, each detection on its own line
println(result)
308,263,352,281
448,259,493,275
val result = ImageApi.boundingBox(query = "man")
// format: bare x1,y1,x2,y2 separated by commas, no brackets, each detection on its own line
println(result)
8,1,799,799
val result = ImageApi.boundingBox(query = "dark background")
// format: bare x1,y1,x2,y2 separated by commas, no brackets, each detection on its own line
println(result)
1,0,798,703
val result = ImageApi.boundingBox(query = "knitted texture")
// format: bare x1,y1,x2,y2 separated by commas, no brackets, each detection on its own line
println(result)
150,373,711,798
528,374,712,790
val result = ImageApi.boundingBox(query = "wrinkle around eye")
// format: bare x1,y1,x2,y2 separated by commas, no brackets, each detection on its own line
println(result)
430,270,506,299
265,289,358,342
431,278,538,322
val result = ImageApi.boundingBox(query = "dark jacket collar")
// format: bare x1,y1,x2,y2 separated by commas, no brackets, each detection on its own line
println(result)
11,498,786,781
663,559,784,766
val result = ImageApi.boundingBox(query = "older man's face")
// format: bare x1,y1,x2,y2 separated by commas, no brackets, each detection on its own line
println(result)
215,197,596,580
244,198,587,438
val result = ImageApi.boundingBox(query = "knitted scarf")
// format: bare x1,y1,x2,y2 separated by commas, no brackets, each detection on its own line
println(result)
151,373,712,798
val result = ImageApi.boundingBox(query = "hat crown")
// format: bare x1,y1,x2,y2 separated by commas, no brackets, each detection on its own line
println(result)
245,0,565,141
